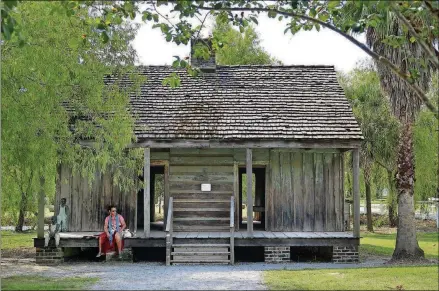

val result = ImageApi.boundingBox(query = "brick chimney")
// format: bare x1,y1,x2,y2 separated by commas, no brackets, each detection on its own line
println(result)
190,38,216,73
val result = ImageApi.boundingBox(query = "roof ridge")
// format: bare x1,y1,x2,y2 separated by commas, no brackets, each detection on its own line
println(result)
134,64,335,68
217,64,335,68
134,65,336,71
136,65,172,68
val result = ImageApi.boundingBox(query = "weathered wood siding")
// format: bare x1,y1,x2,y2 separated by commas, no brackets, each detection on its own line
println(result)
55,148,344,233
266,151,344,232
169,149,234,231
55,165,137,232
151,149,170,161
233,149,269,164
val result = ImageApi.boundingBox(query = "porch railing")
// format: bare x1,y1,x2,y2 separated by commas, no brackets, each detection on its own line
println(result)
165,197,173,266
230,195,235,265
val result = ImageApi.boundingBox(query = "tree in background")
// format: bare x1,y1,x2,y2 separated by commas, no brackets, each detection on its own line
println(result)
362,8,434,262
3,1,438,115
213,16,280,65
340,60,399,232
413,73,438,212
1,2,142,231
342,64,437,231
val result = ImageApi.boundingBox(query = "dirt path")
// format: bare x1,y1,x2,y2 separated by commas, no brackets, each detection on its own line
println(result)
1,258,390,290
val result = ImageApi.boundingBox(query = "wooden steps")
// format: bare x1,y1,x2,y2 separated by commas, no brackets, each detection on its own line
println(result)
173,243,230,248
174,211,229,219
174,207,229,212
165,193,235,265
173,199,230,203
172,196,231,232
171,259,230,264
172,251,230,255
170,242,231,265
172,238,230,245
174,217,230,221
173,226,230,232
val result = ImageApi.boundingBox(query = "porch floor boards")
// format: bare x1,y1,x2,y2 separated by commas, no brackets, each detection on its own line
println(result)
37,230,359,249
58,230,354,239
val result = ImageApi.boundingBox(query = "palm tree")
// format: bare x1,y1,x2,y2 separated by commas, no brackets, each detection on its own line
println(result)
340,61,400,233
365,12,433,260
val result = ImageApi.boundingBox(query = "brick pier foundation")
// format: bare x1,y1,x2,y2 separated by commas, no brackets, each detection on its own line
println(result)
332,245,359,263
36,247,64,265
264,246,290,263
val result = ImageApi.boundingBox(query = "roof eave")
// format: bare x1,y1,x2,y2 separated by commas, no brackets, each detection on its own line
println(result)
129,138,363,149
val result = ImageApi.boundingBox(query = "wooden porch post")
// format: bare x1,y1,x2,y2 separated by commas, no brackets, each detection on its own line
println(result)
353,148,360,238
144,148,150,238
246,148,253,235
233,162,239,231
37,177,45,239
163,162,169,231
134,194,138,236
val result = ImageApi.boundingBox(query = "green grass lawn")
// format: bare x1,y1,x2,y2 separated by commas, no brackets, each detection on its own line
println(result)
360,232,438,259
1,276,98,290
1,231,36,250
264,266,439,290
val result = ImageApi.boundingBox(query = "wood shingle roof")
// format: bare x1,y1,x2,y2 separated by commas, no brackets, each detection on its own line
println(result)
120,65,362,142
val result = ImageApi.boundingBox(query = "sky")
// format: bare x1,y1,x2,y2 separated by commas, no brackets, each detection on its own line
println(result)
131,12,370,73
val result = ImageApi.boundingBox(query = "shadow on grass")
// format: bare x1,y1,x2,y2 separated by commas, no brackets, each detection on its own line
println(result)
360,244,394,256
363,232,438,242
361,232,438,259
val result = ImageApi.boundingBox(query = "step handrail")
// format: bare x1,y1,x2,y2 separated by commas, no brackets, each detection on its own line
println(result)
230,195,235,265
165,197,173,266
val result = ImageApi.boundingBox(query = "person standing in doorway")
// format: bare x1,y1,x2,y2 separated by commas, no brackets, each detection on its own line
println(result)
57,198,69,232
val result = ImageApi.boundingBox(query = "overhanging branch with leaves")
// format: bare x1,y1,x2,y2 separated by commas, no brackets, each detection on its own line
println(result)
192,4,438,118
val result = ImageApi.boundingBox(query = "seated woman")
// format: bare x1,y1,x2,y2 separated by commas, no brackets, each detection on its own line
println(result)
96,205,126,257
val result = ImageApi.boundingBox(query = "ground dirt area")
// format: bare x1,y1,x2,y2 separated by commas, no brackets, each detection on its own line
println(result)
1,248,35,259
1,223,437,290
1,258,392,290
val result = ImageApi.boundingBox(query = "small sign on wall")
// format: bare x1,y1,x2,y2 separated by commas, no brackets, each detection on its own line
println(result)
201,183,211,192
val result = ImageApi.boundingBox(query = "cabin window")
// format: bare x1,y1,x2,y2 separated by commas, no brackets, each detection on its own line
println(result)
239,167,266,230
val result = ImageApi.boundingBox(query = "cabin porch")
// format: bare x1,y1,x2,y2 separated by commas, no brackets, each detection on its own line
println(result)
34,229,359,264
38,229,357,246
38,146,361,265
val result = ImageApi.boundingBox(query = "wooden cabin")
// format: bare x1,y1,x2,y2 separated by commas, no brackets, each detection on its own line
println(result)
36,40,363,265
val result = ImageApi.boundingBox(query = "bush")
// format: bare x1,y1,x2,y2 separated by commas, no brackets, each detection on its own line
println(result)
359,214,391,228
1,212,16,226
1,211,39,229
373,215,388,228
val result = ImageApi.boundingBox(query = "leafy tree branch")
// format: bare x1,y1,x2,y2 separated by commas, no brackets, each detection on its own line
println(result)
192,4,438,118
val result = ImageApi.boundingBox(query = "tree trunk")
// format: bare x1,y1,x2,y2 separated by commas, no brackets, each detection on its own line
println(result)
392,123,424,261
365,180,374,232
15,192,27,232
387,169,398,227
158,196,161,214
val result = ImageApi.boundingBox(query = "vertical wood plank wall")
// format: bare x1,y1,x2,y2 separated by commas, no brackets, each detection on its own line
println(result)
266,150,345,232
56,165,137,232
169,149,234,231
56,148,345,232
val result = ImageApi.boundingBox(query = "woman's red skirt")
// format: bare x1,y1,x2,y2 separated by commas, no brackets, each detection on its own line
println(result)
98,232,124,254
